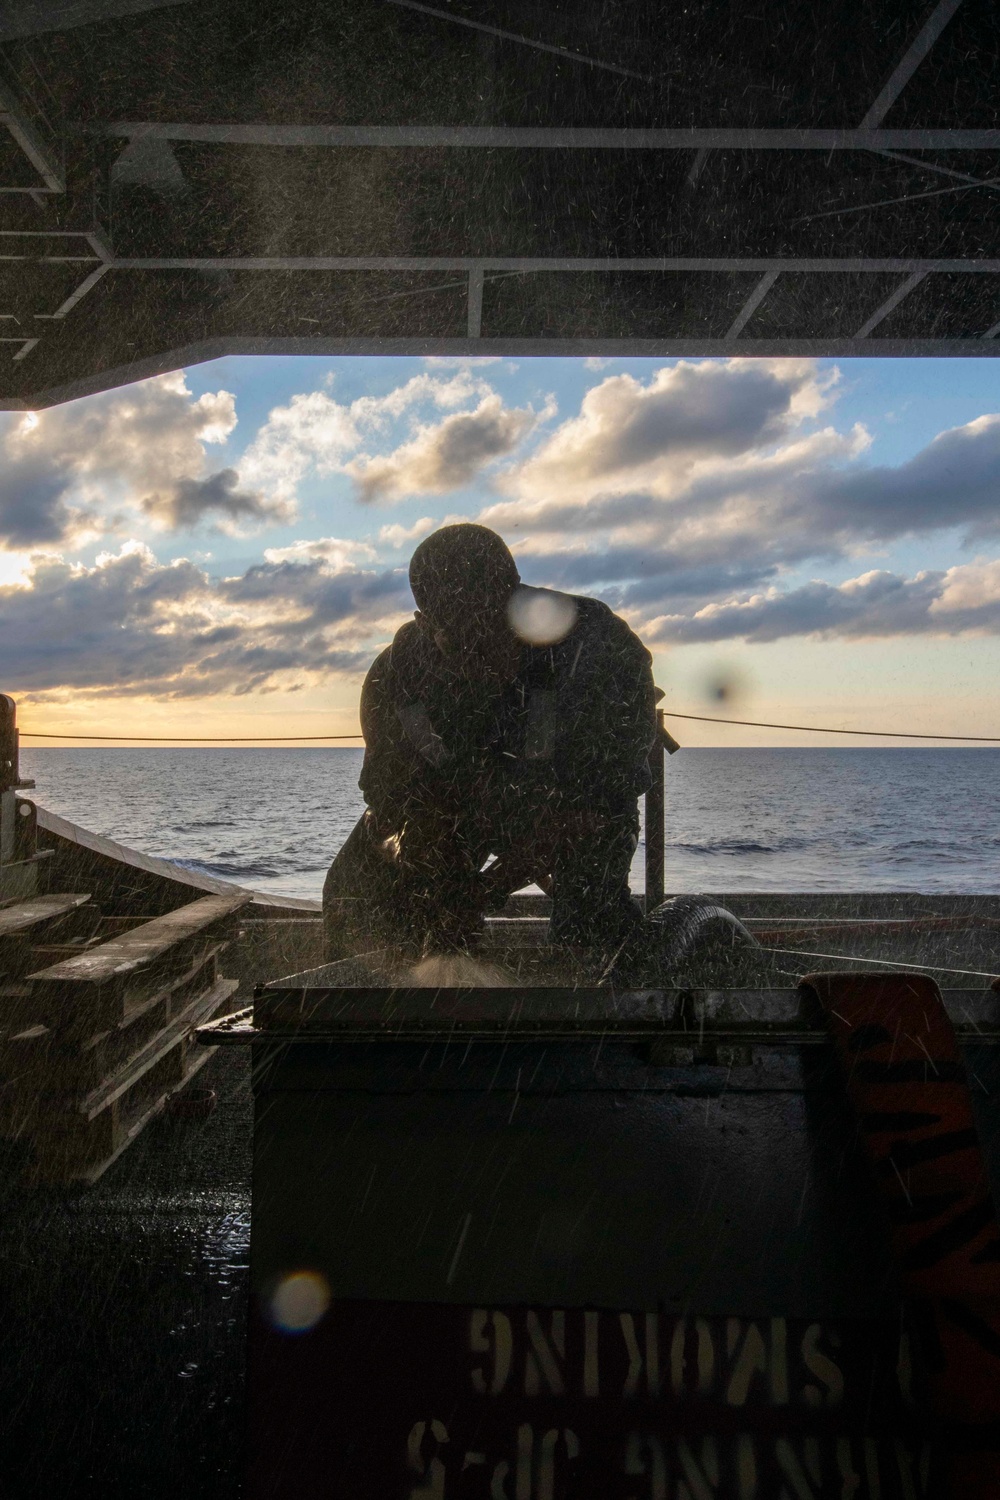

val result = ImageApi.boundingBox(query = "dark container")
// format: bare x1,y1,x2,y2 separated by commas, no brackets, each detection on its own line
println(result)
240,952,1000,1499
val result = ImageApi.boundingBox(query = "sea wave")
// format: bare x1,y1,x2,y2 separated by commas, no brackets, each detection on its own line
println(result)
21,746,1000,898
170,819,238,831
171,857,287,880
665,836,811,855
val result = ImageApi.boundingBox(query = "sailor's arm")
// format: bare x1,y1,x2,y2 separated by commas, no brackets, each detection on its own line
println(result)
555,608,658,806
356,648,419,831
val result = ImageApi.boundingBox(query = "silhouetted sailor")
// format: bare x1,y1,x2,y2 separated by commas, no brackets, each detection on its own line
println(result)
323,524,657,959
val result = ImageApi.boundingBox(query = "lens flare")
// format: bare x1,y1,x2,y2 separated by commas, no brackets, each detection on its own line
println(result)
269,1270,331,1333
507,586,578,646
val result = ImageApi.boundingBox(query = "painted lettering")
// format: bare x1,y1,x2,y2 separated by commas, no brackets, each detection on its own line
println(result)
735,1435,757,1500
537,1428,580,1500
836,1436,862,1498
801,1324,844,1409
775,1436,822,1499
471,1310,513,1396
620,1313,660,1398
623,1431,667,1500
489,1425,580,1500
725,1323,769,1407
669,1318,715,1396
583,1309,600,1397
677,1436,721,1499
864,1438,883,1500
524,1310,565,1396
406,1419,449,1500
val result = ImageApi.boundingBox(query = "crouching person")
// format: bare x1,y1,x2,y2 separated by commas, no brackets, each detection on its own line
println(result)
323,524,657,964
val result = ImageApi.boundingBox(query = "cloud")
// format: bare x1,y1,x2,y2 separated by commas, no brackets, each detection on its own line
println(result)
643,561,1000,645
8,356,1000,707
0,372,282,545
262,535,377,568
344,395,540,504
507,359,835,504
469,360,1000,640
141,467,292,531
236,389,360,506
378,517,436,548
1,542,413,700
931,558,1000,614
236,370,494,508
804,413,1000,543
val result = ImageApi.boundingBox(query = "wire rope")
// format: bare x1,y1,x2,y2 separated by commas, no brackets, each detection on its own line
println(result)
17,712,1000,744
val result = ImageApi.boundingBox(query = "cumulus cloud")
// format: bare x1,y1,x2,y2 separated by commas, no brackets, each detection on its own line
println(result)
470,360,1000,642
344,395,541,503
262,535,377,568
236,389,360,506
643,561,1000,645
0,372,283,545
141,467,289,530
507,359,835,504
8,357,1000,704
236,370,495,508
1,542,412,700
805,413,1000,543
378,517,436,549
931,558,1000,613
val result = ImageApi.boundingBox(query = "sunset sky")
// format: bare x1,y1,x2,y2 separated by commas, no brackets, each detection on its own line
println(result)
3,354,1000,748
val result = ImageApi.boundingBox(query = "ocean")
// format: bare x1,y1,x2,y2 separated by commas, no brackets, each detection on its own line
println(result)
18,747,1000,902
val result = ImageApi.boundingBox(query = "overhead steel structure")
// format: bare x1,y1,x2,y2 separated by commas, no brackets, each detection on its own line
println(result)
0,0,998,408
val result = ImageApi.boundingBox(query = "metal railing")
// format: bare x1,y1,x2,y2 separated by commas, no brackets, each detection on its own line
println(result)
644,710,680,913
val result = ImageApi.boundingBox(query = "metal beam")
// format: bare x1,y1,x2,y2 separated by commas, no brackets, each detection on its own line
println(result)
860,0,966,130
0,336,39,361
854,271,928,338
384,0,651,81
0,77,64,193
467,267,483,338
724,270,778,339
84,123,1000,151
7,334,1000,412
0,0,187,41
31,263,112,320
869,148,1000,190
105,256,1000,273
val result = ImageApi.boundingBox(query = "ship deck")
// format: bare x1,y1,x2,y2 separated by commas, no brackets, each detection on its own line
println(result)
2,873,999,1496
0,1043,252,1500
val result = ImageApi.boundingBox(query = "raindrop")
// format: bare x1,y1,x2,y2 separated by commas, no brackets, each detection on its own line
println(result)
698,665,751,709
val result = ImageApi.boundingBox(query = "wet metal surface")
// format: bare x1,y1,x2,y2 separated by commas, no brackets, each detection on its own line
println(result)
0,1046,251,1499
251,1042,900,1316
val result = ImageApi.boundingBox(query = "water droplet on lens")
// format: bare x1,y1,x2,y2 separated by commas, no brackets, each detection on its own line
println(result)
269,1269,331,1333
507,586,578,645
